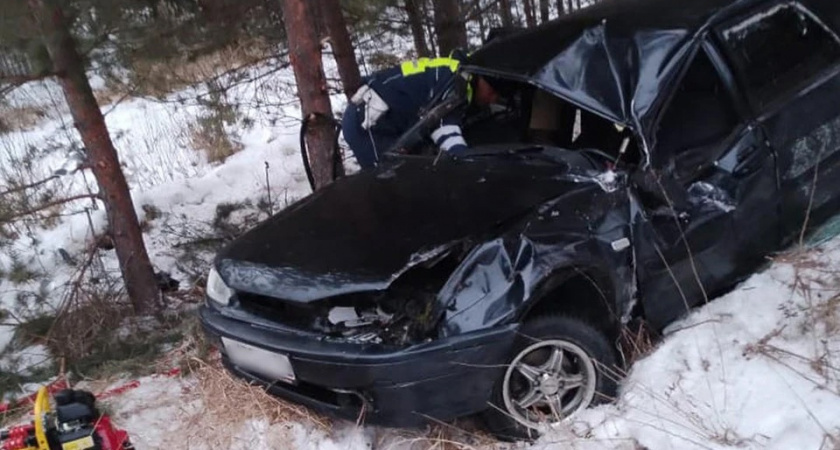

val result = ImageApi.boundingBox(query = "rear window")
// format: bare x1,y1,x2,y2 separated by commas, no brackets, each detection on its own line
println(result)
719,3,840,111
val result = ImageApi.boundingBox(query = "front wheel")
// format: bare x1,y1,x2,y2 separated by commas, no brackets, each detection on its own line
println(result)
482,315,619,441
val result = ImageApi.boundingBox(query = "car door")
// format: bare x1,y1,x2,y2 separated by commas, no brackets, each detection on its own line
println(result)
715,1,840,243
632,40,780,330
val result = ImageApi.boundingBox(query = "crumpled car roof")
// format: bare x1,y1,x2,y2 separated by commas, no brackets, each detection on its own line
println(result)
463,0,761,154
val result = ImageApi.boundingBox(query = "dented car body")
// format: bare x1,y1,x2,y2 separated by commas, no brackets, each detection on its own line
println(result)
200,0,840,435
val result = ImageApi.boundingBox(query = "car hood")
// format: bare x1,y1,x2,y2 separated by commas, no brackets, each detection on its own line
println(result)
216,154,604,302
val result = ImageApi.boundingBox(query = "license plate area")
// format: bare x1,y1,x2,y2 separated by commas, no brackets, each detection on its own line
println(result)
222,337,296,384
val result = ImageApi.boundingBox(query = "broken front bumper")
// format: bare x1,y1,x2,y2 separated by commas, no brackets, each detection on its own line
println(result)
199,305,518,427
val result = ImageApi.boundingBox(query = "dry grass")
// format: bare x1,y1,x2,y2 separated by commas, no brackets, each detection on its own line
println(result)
0,105,47,133
156,355,331,449
129,38,274,98
811,294,840,335
92,82,130,107
619,319,659,367
189,119,243,163
47,275,133,364
378,422,504,450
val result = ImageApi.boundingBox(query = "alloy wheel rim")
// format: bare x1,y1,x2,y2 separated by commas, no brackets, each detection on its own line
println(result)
501,339,598,430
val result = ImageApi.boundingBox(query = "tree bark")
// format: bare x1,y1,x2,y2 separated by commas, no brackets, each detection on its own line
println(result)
318,0,362,100
523,0,536,27
404,0,431,58
280,0,341,189
28,0,161,315
499,0,514,27
539,0,551,23
432,0,467,56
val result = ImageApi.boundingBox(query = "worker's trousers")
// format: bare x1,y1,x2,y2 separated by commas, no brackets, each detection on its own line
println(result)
341,104,399,170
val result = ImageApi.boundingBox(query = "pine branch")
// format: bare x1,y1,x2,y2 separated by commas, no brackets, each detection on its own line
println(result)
138,57,292,105
0,71,55,96
0,175,59,197
1,194,100,223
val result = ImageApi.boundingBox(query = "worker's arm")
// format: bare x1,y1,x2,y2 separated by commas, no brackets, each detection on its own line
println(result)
430,115,468,155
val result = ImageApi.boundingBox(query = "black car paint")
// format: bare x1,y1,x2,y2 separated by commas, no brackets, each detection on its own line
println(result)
201,0,840,428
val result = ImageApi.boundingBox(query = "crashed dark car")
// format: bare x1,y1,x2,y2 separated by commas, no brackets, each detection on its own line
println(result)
200,0,840,440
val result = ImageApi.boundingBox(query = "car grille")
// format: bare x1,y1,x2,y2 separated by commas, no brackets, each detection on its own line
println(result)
236,292,320,331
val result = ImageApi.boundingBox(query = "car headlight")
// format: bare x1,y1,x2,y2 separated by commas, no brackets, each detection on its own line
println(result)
206,267,233,307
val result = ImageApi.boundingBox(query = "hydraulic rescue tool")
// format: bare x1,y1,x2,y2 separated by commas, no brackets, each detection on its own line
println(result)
0,386,133,450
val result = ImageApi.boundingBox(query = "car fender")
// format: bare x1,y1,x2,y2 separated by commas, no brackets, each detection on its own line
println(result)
435,233,634,338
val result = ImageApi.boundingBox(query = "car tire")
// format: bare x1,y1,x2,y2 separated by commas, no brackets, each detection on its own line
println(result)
482,314,619,441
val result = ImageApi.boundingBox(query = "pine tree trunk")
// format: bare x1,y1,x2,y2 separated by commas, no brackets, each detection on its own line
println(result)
28,0,160,315
432,0,467,56
319,0,362,99
523,0,536,27
539,0,551,23
499,0,514,27
404,0,431,58
280,0,341,189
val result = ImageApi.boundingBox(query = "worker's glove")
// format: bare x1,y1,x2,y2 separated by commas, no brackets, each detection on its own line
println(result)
351,85,389,130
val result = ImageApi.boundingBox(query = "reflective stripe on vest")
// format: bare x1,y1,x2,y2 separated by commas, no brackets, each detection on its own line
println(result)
400,57,460,76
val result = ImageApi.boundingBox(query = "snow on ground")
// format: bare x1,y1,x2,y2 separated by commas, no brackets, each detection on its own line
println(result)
533,241,840,450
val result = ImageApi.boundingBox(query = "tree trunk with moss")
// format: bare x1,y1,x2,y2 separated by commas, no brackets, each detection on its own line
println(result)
280,0,341,189
27,0,161,315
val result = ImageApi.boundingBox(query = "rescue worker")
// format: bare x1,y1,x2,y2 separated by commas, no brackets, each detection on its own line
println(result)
341,54,500,169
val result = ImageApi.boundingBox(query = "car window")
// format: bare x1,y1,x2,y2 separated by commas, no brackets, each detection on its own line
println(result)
719,2,840,111
654,49,739,167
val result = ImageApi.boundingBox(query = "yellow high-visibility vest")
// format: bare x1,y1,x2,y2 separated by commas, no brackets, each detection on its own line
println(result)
399,57,460,76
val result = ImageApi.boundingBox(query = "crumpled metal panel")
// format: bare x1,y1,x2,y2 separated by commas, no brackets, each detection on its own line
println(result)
435,238,536,337
532,25,690,134
436,178,636,337
463,0,755,159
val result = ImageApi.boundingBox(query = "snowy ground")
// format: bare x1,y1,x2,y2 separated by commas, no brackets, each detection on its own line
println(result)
534,241,840,450
2,44,840,449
